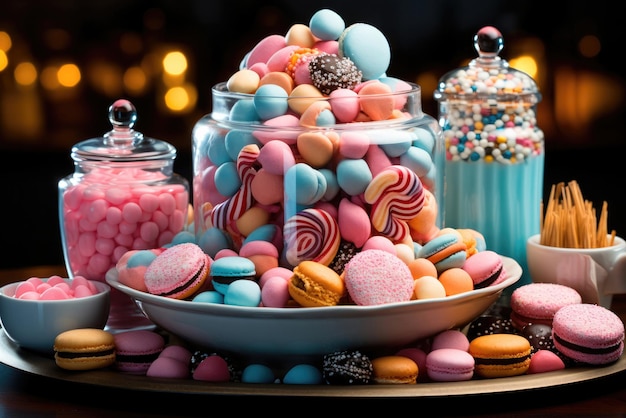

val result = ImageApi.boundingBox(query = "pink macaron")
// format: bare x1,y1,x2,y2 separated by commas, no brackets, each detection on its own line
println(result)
425,348,475,382
342,249,414,305
114,330,165,375
461,250,507,289
509,283,582,331
552,303,625,365
144,243,212,299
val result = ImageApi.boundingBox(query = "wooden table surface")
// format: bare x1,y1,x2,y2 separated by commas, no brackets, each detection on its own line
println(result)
2,266,626,416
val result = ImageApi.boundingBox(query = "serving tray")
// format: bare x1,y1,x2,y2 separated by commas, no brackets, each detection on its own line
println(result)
1,328,625,398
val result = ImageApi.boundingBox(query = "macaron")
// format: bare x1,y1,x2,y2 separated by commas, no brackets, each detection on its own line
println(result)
552,303,625,365
53,328,116,371
416,232,467,275
469,334,532,378
210,256,256,295
342,249,414,305
425,348,475,382
113,330,165,374
144,243,211,299
288,260,346,307
371,355,418,384
462,250,507,289
509,283,582,331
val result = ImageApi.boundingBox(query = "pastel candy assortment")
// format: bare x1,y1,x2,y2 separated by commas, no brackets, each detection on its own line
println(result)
435,26,544,165
192,8,442,269
12,275,99,300
62,167,189,281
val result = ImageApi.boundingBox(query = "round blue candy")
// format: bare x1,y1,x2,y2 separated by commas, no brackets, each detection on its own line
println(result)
206,132,231,166
229,99,259,122
169,230,196,246
319,168,339,201
197,227,232,259
242,364,276,384
127,250,157,268
370,129,413,157
284,163,327,206
213,161,241,197
336,159,372,196
224,279,261,307
192,290,224,304
339,23,390,80
282,364,323,384
412,127,437,154
253,84,288,120
400,146,433,177
225,129,261,161
309,9,345,40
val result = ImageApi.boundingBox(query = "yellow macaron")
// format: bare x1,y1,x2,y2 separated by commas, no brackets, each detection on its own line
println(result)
54,328,116,371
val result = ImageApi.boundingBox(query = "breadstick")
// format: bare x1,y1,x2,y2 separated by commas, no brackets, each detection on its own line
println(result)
539,180,615,248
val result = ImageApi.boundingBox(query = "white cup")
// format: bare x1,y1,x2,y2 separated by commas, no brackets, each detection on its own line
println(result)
526,234,626,308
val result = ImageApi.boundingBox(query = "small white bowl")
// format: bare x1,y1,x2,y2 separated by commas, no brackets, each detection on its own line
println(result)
0,278,110,354
107,257,521,367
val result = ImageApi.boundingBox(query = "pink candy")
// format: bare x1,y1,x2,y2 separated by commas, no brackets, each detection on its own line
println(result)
62,167,189,281
13,275,99,300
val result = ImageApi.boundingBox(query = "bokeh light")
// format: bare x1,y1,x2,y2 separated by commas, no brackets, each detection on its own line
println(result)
163,51,187,76
14,62,38,86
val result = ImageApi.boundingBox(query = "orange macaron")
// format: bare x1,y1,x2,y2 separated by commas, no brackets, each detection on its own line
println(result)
289,260,346,307
371,355,419,384
469,334,531,378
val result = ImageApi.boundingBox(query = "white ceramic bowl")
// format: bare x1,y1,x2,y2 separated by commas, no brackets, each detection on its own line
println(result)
106,257,521,367
0,279,110,354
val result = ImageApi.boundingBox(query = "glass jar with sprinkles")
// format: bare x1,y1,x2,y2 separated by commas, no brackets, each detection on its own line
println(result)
434,26,544,300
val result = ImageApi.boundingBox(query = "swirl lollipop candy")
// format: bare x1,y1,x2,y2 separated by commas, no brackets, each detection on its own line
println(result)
364,165,425,243
283,208,340,266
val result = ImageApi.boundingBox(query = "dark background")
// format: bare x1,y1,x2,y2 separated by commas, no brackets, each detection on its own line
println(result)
1,0,624,269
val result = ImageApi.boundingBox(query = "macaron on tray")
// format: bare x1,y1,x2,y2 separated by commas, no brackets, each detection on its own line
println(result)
3,8,625,393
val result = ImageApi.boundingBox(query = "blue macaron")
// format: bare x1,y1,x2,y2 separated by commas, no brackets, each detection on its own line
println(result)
210,256,256,295
416,232,467,274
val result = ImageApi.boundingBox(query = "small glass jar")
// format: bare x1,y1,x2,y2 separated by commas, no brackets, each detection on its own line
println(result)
58,99,189,328
434,26,545,299
192,82,444,270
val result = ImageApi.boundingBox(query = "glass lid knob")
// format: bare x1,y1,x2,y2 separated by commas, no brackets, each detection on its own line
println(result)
109,99,137,129
474,26,503,59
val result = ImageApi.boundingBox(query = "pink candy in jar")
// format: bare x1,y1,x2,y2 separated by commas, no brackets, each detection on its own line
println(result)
59,100,189,282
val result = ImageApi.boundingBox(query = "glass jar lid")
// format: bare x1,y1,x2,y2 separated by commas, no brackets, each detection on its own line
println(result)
434,26,541,103
71,99,176,162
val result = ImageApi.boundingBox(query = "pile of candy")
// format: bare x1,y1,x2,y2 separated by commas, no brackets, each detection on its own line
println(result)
192,8,443,272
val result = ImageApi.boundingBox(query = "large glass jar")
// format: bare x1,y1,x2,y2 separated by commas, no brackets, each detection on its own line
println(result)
58,100,189,329
434,26,545,300
192,82,444,271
